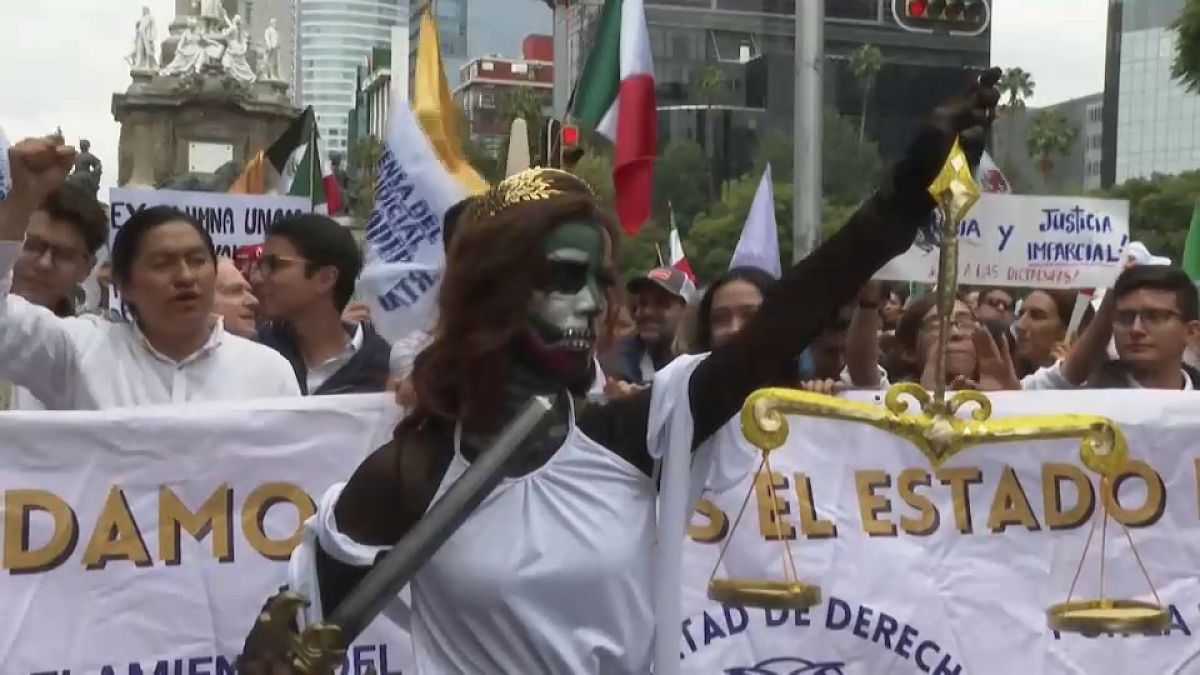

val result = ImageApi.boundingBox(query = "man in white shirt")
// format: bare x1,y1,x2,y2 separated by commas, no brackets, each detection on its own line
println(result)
1,181,108,409
0,136,300,409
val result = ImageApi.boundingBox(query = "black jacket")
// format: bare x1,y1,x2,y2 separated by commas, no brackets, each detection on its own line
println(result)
259,321,391,395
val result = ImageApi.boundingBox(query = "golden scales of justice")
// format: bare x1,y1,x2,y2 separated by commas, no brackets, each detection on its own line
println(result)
706,140,1170,636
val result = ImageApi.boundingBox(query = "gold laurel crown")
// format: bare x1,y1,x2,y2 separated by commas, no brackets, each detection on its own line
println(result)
472,167,597,219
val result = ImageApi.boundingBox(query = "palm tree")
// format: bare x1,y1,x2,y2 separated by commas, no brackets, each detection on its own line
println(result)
849,44,883,146
1026,109,1078,189
998,67,1036,166
1172,0,1200,93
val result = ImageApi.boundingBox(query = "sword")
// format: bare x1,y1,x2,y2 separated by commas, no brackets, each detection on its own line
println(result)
243,395,555,674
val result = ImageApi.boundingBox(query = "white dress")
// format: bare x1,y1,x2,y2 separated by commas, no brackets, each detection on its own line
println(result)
410,405,657,672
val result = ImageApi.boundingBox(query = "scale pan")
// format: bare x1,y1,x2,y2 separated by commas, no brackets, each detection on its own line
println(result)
1047,599,1169,635
708,579,821,610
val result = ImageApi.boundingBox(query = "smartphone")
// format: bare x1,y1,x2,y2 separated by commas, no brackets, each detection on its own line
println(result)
982,317,1015,351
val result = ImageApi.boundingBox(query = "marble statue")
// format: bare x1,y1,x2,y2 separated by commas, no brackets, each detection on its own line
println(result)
196,0,225,32
263,19,280,81
67,140,103,198
126,6,158,71
161,17,205,77
216,14,256,85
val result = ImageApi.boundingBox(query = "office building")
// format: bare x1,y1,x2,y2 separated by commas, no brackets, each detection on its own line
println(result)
296,0,406,153
453,35,554,156
551,0,990,185
1102,0,1199,185
994,93,1105,193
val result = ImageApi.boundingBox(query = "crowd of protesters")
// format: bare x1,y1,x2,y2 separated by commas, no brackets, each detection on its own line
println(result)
2,134,1199,418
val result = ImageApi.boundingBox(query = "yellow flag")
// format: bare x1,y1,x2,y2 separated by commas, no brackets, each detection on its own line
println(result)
228,150,266,194
415,8,489,195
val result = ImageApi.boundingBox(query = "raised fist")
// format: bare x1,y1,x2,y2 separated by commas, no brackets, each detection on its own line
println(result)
7,136,76,209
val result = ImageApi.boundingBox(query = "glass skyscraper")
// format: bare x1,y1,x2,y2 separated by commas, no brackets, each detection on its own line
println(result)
296,0,406,153
1112,0,1200,183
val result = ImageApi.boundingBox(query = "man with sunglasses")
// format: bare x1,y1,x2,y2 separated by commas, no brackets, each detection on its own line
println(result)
1094,265,1200,389
254,214,390,395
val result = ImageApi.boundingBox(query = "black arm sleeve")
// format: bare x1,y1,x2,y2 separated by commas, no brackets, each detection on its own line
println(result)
688,193,925,446
312,422,455,617
578,191,927,471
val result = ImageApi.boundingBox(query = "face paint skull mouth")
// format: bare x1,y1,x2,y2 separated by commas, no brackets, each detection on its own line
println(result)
543,326,596,353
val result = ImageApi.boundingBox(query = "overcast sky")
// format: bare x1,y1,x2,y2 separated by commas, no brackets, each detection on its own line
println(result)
0,0,1110,192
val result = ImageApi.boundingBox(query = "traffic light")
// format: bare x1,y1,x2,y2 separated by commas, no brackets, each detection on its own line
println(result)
560,123,583,171
894,0,990,35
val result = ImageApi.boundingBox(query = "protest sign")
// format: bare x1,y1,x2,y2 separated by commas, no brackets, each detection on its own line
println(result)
0,395,408,675
876,194,1130,290
359,102,468,343
107,188,310,257
680,390,1200,674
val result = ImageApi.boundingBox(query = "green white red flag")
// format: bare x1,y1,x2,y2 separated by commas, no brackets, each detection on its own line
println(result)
571,0,657,235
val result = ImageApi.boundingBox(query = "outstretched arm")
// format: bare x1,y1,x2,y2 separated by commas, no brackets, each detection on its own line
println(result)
688,69,1003,446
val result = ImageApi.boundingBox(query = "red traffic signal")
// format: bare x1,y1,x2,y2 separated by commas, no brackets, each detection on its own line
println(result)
561,124,580,147
894,0,990,35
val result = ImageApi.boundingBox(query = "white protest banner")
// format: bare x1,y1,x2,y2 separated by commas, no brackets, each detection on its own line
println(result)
360,101,468,343
876,194,1130,290
679,390,1200,674
107,188,310,257
0,395,409,675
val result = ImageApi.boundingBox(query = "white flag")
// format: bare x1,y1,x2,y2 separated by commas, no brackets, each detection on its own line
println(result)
360,100,468,343
729,164,781,278
976,150,1011,193
0,124,11,201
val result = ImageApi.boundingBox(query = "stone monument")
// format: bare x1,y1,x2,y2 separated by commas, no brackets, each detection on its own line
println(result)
113,1,296,188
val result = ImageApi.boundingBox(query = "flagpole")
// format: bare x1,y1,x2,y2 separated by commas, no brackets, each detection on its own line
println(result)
793,0,823,262
654,243,665,267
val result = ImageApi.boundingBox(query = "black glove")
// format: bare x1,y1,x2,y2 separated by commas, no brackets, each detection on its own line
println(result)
885,67,1002,247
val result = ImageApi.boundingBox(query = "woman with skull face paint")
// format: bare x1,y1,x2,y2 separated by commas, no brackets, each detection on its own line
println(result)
242,70,1003,674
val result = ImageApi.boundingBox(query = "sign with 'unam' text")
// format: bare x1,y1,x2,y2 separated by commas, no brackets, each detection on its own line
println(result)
679,389,1200,674
107,188,310,258
0,395,407,675
876,194,1130,290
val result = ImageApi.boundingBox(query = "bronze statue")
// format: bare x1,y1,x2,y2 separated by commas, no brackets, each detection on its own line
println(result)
67,139,102,198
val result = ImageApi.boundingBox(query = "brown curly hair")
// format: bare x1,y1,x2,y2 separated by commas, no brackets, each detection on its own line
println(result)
407,170,622,434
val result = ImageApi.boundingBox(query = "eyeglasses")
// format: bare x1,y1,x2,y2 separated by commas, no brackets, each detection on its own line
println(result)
1114,308,1181,329
21,236,87,268
255,254,310,275
921,315,979,333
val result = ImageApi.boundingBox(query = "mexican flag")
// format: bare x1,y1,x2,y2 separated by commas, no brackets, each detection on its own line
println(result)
288,123,343,215
572,0,657,236
230,106,343,214
230,107,312,195
1183,201,1200,282
668,207,695,283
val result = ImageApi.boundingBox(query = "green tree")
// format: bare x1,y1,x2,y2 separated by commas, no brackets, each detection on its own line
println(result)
849,44,883,146
463,138,502,184
573,148,615,206
498,88,548,168
822,107,883,205
1172,0,1200,93
654,140,711,231
1094,170,1200,263
998,67,1036,166
1026,109,1078,189
347,136,383,223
